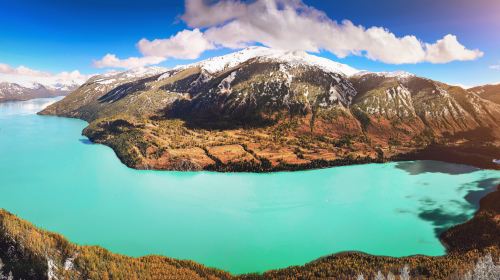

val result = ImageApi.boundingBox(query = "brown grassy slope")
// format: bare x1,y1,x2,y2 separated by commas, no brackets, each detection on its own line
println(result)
42,72,500,172
469,84,500,105
0,209,231,280
81,114,383,172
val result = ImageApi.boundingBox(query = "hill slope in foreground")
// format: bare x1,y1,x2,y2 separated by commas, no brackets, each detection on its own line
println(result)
40,47,500,171
1,184,499,279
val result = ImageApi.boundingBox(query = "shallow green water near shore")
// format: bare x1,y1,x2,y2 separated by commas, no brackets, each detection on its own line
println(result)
0,97,499,274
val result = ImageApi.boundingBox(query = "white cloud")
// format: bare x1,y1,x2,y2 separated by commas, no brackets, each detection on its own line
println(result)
425,35,484,63
0,63,50,77
137,29,214,59
93,0,484,67
490,63,500,70
94,29,214,69
187,0,483,64
93,54,166,69
0,63,91,88
182,0,248,28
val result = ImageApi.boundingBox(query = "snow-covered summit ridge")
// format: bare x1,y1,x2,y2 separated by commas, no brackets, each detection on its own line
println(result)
87,48,420,86
176,46,360,76
90,66,168,85
354,70,415,79
0,78,81,91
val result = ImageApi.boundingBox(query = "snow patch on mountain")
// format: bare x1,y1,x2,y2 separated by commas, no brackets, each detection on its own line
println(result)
218,71,237,94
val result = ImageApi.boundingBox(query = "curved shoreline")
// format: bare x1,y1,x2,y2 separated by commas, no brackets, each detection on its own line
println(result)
77,117,500,172
82,126,499,173
0,103,488,278
1,185,498,279
38,93,500,174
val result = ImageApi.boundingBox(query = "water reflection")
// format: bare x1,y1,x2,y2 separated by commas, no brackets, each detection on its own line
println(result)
416,177,499,237
396,160,478,175
79,138,93,145
0,96,63,117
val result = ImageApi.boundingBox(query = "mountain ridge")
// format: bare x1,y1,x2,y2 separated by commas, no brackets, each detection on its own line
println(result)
40,47,500,171
175,46,360,76
0,81,75,102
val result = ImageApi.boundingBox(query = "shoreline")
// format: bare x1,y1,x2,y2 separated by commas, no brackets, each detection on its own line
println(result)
85,130,500,172
1,185,498,279
395,144,500,171
80,118,500,173
78,120,499,172
0,94,67,104
36,104,500,173
5,103,492,277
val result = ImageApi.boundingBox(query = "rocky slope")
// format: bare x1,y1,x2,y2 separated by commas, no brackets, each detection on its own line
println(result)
1,185,499,279
40,47,500,171
0,82,74,102
469,83,500,105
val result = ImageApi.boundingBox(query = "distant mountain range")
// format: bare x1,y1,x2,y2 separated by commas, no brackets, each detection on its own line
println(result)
40,47,500,171
0,81,79,102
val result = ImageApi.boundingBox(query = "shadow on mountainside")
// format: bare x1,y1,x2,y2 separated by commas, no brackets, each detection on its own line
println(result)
156,98,279,130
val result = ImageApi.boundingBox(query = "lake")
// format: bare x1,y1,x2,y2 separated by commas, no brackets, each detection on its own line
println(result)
0,97,498,274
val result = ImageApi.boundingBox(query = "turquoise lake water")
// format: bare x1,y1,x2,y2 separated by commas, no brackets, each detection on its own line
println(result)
0,97,499,274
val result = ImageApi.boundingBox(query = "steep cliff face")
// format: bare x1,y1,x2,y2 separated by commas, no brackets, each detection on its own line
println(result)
164,61,358,130
350,73,500,144
40,47,500,171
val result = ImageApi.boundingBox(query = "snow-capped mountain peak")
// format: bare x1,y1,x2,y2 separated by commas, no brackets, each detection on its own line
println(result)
176,46,360,76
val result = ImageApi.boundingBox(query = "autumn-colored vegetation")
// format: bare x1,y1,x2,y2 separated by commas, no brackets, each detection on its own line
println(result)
0,210,231,280
39,58,500,172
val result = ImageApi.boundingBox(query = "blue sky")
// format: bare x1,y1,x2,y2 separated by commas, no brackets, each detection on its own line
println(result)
1,0,499,86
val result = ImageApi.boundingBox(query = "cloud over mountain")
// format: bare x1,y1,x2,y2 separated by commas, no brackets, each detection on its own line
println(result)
0,62,91,88
93,0,484,69
93,54,166,69
137,29,214,59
